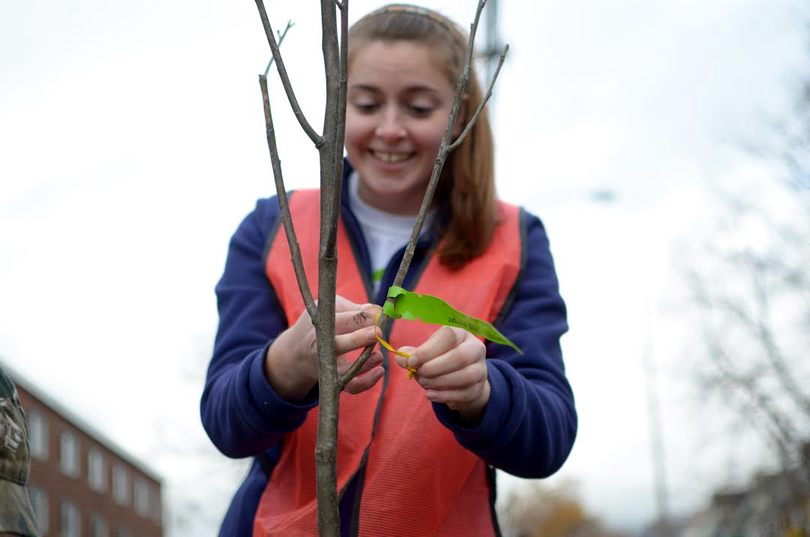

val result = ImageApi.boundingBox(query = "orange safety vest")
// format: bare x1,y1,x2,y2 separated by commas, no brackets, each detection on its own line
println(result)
254,189,522,536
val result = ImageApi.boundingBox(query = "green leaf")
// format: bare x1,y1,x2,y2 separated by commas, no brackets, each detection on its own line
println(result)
382,286,522,354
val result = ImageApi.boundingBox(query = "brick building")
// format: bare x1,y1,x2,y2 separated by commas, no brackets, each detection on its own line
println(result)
8,365,164,537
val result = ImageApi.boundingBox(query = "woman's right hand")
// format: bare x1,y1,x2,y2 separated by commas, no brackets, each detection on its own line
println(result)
264,296,384,402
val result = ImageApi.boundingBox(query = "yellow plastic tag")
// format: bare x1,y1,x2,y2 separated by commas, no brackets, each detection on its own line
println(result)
374,314,417,378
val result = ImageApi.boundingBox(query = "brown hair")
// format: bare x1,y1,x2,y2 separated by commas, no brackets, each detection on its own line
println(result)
348,4,499,270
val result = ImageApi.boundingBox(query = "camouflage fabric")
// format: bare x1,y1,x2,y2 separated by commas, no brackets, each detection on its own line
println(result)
0,367,40,537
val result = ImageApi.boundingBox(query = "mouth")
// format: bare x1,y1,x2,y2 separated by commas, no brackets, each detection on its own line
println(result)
369,150,414,163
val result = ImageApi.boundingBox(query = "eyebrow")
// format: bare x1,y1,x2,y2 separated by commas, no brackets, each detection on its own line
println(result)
348,83,442,95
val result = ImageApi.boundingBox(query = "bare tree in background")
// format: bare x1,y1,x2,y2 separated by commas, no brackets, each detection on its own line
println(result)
683,30,810,501
253,1,507,534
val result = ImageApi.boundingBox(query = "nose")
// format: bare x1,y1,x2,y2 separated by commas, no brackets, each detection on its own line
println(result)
374,106,406,143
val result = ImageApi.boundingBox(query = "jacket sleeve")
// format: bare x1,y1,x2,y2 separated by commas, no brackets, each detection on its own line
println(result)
433,211,577,478
200,198,318,459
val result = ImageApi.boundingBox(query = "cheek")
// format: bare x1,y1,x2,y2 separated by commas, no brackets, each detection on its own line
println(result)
413,122,449,151
344,113,372,149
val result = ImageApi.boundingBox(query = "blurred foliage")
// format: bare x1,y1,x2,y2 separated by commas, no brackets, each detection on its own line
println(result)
501,480,630,537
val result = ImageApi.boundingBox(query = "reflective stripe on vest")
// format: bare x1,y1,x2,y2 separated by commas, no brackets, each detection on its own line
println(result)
255,189,521,536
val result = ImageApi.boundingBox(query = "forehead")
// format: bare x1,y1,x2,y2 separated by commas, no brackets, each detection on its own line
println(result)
348,40,452,91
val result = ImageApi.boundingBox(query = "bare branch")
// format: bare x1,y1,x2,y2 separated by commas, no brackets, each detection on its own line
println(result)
335,0,349,181
736,391,809,494
448,44,508,152
465,0,488,62
336,0,345,11
385,0,489,291
710,261,810,422
689,268,801,473
259,75,318,321
703,322,798,465
255,0,325,148
750,264,810,420
312,0,345,532
264,21,294,77
324,0,349,239
339,0,500,389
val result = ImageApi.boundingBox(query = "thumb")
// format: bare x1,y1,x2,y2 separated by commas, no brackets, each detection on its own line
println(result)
394,346,417,370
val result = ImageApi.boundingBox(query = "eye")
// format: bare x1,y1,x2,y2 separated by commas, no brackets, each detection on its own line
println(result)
352,101,379,114
405,102,436,117
408,105,434,116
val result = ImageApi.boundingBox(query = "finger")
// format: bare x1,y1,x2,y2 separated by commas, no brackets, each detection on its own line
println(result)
334,296,382,316
409,327,466,369
344,366,384,395
306,296,364,329
335,325,381,356
416,336,484,379
335,305,380,335
393,346,417,370
334,295,364,312
424,386,483,407
416,361,487,390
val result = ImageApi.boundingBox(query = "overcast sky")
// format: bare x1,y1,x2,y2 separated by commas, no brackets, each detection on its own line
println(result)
1,0,808,534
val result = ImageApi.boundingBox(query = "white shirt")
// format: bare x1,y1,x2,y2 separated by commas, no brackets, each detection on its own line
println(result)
348,172,435,295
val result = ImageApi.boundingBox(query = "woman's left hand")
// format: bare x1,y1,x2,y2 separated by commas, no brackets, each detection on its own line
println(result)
395,327,490,425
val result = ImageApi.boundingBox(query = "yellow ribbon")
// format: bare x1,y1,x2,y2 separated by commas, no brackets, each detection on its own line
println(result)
375,314,417,379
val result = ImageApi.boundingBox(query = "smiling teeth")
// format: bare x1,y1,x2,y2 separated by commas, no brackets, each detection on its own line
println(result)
373,151,410,163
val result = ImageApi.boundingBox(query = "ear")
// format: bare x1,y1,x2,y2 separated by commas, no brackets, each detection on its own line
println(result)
451,93,470,138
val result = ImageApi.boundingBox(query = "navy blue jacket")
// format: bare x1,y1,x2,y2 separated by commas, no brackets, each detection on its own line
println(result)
200,164,577,536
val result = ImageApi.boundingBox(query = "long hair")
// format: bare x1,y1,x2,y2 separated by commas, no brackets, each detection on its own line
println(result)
348,4,499,270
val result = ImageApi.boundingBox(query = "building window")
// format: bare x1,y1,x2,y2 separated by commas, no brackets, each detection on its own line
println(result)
59,430,79,478
112,464,130,506
134,477,150,517
150,487,162,525
29,486,49,535
28,409,49,461
59,500,81,537
89,513,109,537
88,448,107,492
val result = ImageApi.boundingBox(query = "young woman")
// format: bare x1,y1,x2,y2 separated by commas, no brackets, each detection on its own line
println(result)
201,4,577,535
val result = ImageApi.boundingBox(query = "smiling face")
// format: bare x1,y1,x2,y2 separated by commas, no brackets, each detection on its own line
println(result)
345,40,462,215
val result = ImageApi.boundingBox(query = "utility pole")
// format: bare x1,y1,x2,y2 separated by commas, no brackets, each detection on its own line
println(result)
643,311,671,537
